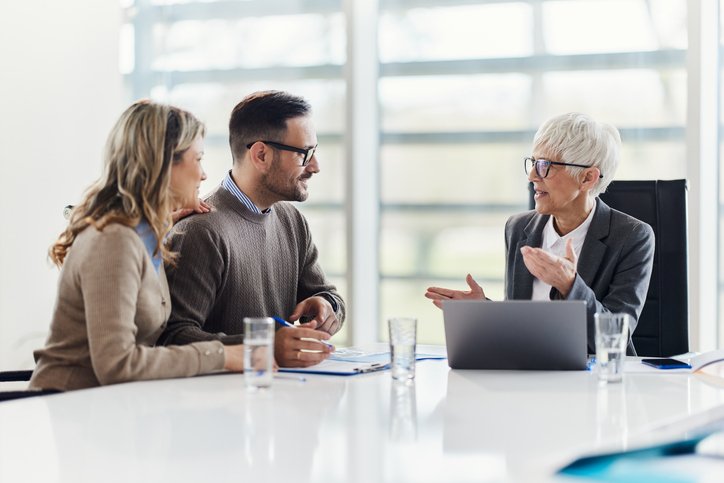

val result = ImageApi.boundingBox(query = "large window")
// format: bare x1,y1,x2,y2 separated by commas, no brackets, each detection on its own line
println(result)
123,0,350,342
377,0,687,344
125,0,698,347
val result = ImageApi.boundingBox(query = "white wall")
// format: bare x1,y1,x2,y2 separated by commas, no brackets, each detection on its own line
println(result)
0,1,122,369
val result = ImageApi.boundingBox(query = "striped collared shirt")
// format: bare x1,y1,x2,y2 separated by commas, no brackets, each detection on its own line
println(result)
221,170,270,215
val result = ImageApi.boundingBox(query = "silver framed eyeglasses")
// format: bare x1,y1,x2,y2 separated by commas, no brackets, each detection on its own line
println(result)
524,156,603,179
246,140,318,166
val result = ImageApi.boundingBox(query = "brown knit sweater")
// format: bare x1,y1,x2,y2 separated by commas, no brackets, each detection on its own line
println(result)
30,223,226,391
159,185,345,346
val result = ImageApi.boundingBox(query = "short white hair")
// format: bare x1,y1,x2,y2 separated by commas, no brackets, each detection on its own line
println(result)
532,112,621,197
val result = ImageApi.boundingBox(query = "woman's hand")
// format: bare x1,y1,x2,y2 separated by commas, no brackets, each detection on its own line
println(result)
222,344,279,372
520,238,577,297
171,199,211,223
223,344,245,372
425,274,486,309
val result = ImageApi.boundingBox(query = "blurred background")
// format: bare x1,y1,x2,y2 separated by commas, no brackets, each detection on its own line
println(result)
1,0,720,370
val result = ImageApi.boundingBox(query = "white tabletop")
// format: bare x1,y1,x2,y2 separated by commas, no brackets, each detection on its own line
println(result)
2,345,724,483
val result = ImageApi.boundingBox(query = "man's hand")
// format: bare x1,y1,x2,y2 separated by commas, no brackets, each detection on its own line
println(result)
274,320,334,367
289,296,340,335
520,238,577,297
425,274,486,309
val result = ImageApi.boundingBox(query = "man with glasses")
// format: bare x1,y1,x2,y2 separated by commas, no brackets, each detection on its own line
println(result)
159,90,344,368
426,112,654,355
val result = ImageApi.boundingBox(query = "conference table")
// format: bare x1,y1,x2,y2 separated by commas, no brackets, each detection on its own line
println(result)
2,344,724,482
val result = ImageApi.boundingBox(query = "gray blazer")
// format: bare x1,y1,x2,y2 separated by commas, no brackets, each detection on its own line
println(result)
504,199,655,355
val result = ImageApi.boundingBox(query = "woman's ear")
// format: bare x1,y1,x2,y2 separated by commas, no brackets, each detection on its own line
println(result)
581,167,601,190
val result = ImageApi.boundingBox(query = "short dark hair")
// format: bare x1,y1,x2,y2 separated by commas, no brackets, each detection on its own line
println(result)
228,90,311,163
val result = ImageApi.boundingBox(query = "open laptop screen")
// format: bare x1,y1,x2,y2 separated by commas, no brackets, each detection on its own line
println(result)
443,300,587,370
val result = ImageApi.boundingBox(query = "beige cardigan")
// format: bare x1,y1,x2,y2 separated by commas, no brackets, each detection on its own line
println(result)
30,223,226,391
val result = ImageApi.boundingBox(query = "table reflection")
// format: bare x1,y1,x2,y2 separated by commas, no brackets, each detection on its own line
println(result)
595,380,629,448
389,379,417,442
39,373,346,482
440,368,701,475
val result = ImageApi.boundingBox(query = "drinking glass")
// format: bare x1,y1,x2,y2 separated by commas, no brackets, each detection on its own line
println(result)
594,313,629,383
244,317,275,389
388,317,417,380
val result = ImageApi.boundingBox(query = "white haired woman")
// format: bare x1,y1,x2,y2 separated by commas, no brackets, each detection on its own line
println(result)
30,100,247,391
425,113,654,355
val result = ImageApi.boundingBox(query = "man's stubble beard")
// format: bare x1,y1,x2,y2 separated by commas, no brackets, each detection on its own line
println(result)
260,154,309,203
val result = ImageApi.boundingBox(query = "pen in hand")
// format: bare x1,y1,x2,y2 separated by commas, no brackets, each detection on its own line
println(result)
272,315,296,329
272,316,335,350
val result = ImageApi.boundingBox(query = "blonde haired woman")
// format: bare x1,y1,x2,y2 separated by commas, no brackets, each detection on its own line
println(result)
30,100,245,391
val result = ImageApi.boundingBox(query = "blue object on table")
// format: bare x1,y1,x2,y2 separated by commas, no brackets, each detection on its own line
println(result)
559,430,719,482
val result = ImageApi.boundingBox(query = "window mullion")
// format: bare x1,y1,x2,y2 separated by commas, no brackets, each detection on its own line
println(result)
344,0,381,345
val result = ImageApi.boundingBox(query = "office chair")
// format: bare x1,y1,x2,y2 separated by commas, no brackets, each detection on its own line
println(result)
528,180,689,357
0,389,60,402
0,371,54,403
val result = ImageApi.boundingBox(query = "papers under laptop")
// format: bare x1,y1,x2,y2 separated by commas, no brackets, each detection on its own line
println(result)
442,300,588,370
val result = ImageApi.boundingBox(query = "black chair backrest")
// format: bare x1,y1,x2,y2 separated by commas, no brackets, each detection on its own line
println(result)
0,370,33,382
527,179,688,356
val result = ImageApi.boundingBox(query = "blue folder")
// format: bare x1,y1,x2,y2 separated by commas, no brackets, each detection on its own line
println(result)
558,428,724,482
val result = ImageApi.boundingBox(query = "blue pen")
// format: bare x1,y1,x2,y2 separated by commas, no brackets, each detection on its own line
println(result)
273,316,335,350
272,315,295,329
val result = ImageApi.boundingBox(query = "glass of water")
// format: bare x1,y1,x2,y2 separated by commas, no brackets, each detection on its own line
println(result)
244,317,275,389
594,312,629,383
388,317,417,380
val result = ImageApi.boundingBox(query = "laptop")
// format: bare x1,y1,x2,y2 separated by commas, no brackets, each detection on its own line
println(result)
442,300,588,370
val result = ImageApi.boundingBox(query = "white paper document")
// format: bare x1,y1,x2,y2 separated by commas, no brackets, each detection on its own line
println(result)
687,350,724,372
625,350,724,374
279,348,446,376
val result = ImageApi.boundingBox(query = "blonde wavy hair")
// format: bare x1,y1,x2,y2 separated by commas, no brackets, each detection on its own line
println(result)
50,100,205,267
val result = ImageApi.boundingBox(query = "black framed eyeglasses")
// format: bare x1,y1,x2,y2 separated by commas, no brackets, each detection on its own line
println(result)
246,140,318,166
524,156,603,179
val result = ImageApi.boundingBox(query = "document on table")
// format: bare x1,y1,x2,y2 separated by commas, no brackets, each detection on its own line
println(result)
279,348,446,376
625,350,724,374
687,350,724,371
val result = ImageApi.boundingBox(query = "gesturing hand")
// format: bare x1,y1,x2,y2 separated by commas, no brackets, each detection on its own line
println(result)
424,274,486,309
520,238,577,297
